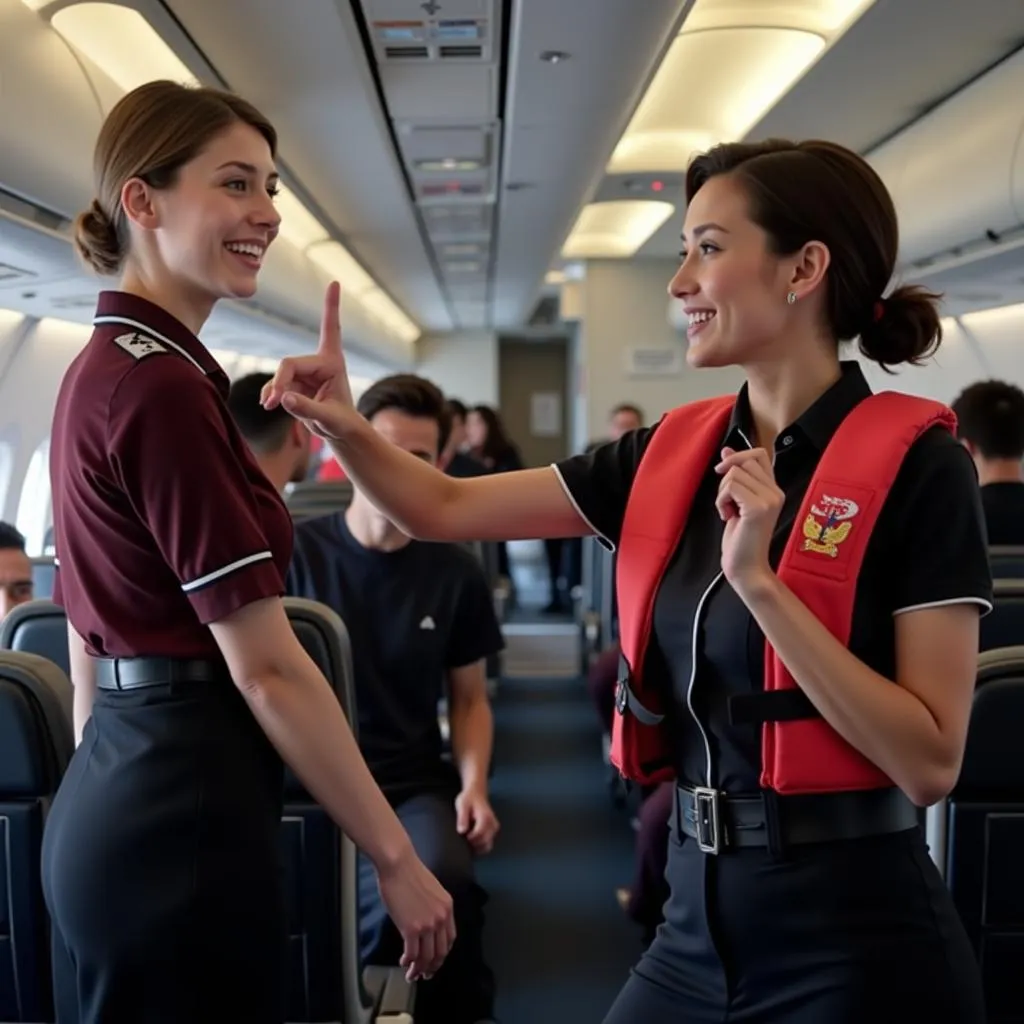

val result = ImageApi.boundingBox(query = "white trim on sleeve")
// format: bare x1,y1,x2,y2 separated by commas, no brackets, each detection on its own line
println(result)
893,596,993,617
181,551,274,593
550,463,616,552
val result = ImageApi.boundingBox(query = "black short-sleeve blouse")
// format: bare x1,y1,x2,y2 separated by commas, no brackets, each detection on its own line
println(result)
554,362,993,793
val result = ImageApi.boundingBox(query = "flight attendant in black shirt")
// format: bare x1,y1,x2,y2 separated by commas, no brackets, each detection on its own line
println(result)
44,81,453,1024
265,138,990,1021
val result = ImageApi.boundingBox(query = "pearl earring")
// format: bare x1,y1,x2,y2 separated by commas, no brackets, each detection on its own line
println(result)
786,291,797,305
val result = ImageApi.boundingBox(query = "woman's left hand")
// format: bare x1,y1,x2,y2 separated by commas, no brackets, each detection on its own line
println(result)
715,447,784,589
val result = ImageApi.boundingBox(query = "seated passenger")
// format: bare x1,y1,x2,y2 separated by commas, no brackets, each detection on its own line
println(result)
441,399,487,478
227,371,311,493
952,379,1024,544
616,780,673,946
287,373,503,1024
0,522,33,620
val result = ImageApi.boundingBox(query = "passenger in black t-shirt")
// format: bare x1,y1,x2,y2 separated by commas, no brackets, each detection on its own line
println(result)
287,374,503,1024
951,379,1024,545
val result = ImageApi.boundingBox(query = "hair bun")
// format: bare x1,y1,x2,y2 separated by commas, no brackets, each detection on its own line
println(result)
857,283,943,371
73,199,124,276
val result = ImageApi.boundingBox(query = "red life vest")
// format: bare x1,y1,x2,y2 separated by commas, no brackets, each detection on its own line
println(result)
611,390,955,793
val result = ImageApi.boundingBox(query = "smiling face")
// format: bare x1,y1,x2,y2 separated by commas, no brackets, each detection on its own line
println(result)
668,173,803,370
125,121,281,304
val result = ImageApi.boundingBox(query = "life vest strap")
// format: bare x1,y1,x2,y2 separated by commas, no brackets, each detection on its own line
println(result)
727,689,822,725
614,676,665,726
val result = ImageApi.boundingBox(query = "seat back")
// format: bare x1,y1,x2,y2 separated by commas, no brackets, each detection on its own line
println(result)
281,598,411,1023
30,558,56,601
945,646,1024,1024
0,651,74,1022
990,546,1024,580
284,481,354,521
980,579,1024,651
0,600,70,677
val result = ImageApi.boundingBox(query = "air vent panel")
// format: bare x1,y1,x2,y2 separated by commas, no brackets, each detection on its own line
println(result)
439,45,483,58
384,45,429,59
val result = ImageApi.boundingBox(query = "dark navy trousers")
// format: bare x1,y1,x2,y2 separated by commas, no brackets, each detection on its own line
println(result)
603,796,985,1023
358,790,494,1024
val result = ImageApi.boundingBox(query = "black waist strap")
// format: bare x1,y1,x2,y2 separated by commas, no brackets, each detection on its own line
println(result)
675,784,918,855
727,689,822,724
94,657,229,691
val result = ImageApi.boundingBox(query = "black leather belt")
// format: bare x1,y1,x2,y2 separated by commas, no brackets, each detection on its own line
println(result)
675,783,918,855
94,657,229,691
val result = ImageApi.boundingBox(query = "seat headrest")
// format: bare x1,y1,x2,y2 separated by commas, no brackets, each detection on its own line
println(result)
30,557,56,600
957,647,1024,795
0,599,70,677
0,651,73,795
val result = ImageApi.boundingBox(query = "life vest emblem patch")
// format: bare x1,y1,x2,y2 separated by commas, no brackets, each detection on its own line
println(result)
801,495,859,558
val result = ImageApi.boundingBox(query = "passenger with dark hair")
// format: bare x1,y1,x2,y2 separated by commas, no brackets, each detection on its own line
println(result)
951,379,1024,544
441,398,487,479
228,371,311,492
287,373,503,1024
615,779,673,945
0,521,33,620
465,404,522,473
465,405,523,588
266,136,990,1022
44,79,452,1023
608,402,644,442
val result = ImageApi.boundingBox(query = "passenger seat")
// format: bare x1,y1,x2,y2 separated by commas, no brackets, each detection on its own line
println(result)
0,650,74,1023
282,597,416,1023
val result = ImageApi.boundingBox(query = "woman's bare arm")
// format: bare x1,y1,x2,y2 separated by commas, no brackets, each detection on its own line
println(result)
328,420,591,542
209,595,455,979
261,281,596,543
67,622,96,746
209,596,415,868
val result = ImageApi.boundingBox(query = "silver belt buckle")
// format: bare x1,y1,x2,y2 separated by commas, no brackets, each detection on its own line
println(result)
692,786,722,854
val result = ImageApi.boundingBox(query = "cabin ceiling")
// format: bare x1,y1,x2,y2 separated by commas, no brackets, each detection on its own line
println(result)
638,0,1024,260
163,0,687,335
8,0,1024,339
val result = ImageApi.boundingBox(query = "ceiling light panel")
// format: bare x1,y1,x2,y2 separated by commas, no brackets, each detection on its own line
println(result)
273,186,329,252
561,201,676,259
306,241,378,299
608,0,876,174
50,3,200,92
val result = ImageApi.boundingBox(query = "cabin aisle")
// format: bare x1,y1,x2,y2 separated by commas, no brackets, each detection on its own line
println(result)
476,670,641,1024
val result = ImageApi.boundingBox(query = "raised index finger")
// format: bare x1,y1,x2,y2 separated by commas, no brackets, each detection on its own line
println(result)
319,280,342,356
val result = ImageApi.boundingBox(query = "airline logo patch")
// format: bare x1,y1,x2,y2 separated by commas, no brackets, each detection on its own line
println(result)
112,332,168,360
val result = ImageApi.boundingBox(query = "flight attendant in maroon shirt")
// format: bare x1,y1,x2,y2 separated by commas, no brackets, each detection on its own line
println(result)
43,80,453,1024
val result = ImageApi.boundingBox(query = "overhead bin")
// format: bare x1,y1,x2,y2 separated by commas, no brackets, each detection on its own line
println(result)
868,48,1024,266
0,2,414,369
0,3,107,220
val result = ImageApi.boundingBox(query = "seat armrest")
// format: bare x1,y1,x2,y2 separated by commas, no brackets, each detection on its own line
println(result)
363,965,416,1022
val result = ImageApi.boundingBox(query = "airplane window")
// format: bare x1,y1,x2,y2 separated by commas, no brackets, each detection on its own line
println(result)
0,442,13,518
16,438,51,556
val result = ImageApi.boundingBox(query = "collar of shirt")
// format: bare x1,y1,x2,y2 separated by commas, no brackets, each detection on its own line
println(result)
93,290,230,398
722,360,872,459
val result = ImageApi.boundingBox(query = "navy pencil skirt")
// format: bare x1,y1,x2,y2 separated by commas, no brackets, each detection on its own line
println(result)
42,678,286,1024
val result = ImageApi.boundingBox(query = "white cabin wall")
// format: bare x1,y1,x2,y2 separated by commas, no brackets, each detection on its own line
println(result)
415,331,499,407
0,308,31,521
0,316,90,546
853,309,1024,404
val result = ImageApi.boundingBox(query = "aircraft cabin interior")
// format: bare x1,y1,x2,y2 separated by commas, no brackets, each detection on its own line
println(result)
1,0,1024,1022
